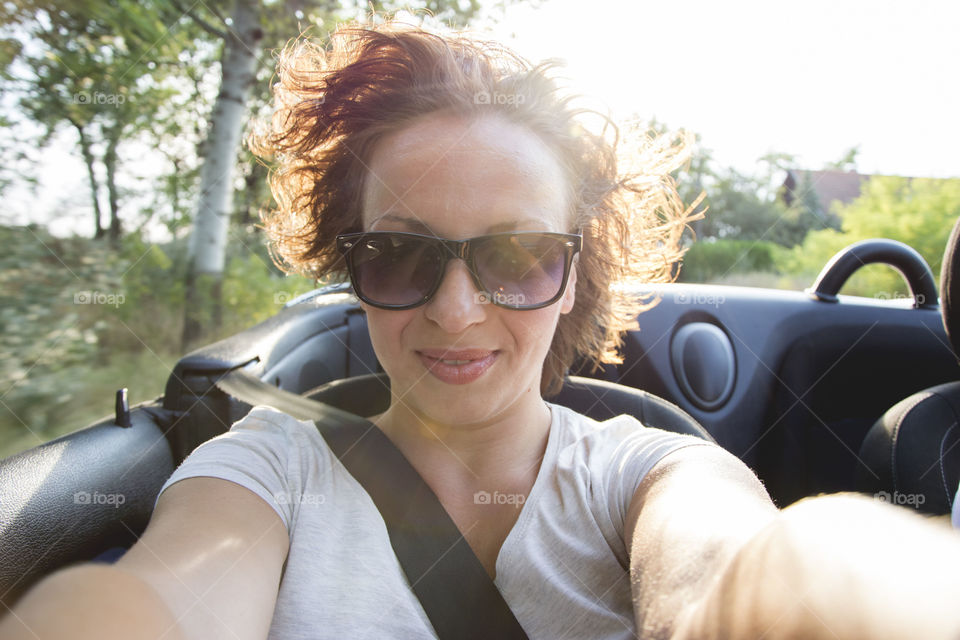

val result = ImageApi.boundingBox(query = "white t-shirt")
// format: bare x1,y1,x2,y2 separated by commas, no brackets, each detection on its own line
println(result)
157,403,713,639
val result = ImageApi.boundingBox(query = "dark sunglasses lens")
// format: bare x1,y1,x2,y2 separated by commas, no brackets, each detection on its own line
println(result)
351,235,441,306
473,235,568,307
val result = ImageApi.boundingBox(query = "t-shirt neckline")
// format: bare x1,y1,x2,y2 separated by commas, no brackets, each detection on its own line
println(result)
493,402,564,584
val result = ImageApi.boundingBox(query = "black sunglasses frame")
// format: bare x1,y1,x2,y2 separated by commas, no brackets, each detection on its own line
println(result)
336,230,582,311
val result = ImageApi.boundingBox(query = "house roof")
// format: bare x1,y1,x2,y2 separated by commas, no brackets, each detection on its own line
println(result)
783,169,870,216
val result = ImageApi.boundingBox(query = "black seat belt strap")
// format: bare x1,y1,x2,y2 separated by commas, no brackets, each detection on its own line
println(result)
215,370,529,640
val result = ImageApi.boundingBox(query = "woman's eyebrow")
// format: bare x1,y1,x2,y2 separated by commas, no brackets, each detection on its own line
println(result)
370,215,549,235
369,213,433,233
486,220,550,233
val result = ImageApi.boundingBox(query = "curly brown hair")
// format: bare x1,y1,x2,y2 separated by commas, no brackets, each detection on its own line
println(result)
249,20,698,396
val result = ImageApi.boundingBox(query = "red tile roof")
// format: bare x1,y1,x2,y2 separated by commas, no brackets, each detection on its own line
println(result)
783,169,870,216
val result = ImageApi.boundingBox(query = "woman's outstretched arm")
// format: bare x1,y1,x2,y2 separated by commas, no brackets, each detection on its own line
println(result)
626,445,960,639
0,477,289,640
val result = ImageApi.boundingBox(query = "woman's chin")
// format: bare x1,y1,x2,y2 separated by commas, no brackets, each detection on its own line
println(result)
389,378,527,430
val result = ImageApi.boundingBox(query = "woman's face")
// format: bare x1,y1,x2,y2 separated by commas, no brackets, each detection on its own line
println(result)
360,113,576,428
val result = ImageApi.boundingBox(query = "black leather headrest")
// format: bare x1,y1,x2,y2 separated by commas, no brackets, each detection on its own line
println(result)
857,381,960,515
940,216,960,359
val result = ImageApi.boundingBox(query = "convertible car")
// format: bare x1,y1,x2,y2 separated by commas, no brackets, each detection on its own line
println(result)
1,227,959,608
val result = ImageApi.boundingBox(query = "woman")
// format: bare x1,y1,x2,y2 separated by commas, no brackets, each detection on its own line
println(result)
4,20,960,640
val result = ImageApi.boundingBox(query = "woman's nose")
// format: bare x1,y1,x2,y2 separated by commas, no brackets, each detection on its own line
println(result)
422,259,487,333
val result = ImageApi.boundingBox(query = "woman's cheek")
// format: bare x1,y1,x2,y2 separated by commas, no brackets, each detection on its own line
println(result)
362,305,414,371
505,306,563,362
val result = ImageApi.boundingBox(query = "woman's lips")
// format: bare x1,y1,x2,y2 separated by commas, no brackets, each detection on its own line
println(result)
417,349,498,385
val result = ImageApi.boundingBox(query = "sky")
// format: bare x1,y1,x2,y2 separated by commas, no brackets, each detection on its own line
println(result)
479,0,960,179
4,0,958,237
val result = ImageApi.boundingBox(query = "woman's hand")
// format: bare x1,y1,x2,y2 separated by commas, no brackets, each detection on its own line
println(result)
626,446,960,639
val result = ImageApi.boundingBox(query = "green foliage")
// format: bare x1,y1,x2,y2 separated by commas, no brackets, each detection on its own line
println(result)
679,239,778,283
109,236,187,351
826,146,860,172
0,225,321,459
0,225,127,455
222,251,318,334
0,350,176,460
776,177,960,297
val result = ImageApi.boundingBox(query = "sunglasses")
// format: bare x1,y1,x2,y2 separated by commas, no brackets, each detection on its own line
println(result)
335,231,582,310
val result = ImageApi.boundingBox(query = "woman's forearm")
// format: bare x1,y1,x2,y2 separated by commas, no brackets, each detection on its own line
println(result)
0,564,186,640
678,494,960,640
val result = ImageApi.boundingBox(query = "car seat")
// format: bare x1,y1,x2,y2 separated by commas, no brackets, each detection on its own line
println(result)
857,217,960,515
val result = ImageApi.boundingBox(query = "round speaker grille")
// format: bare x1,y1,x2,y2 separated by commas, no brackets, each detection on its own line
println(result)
671,322,736,411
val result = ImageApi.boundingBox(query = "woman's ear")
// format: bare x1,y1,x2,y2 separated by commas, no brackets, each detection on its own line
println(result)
560,256,577,314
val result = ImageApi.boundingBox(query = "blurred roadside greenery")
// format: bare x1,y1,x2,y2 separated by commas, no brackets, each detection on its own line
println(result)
680,239,776,283
0,225,316,459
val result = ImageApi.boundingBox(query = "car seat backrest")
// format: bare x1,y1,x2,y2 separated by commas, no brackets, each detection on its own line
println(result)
857,215,960,515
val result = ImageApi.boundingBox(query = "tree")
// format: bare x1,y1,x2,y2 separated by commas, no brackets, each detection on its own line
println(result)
826,146,860,172
2,0,195,242
177,0,263,344
678,151,825,248
780,176,960,297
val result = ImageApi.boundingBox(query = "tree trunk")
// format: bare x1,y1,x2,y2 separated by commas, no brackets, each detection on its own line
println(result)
181,0,262,351
73,122,105,240
104,129,122,245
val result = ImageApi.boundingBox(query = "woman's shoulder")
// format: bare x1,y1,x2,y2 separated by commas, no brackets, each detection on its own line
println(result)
547,402,709,448
155,406,340,525
546,402,715,485
180,405,332,476
204,405,324,447
232,405,315,433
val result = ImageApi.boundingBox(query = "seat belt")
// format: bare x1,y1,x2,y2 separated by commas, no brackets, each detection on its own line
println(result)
215,370,529,640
